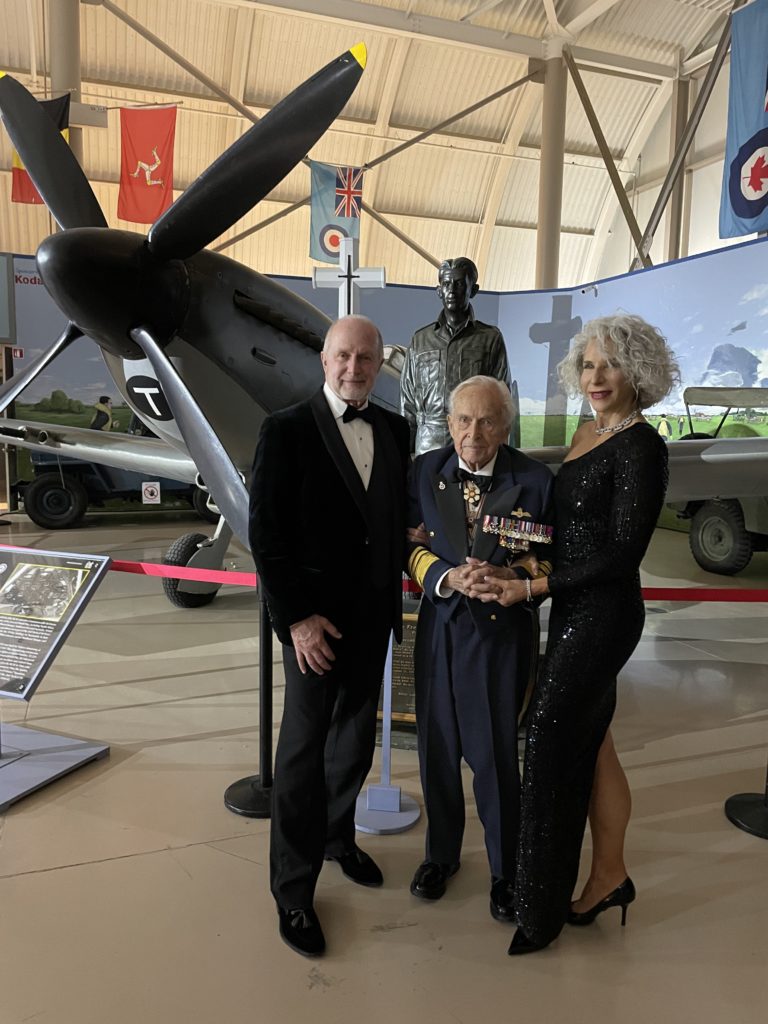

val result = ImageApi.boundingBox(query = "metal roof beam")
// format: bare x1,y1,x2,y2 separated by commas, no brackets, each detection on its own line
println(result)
244,0,676,79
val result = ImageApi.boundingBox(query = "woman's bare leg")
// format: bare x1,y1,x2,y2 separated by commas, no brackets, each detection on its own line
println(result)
571,729,631,912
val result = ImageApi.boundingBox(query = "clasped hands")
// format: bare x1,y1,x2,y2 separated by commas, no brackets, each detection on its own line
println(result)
407,522,535,607
449,559,531,606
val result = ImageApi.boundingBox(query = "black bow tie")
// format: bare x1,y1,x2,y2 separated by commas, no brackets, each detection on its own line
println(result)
342,404,374,424
455,468,492,493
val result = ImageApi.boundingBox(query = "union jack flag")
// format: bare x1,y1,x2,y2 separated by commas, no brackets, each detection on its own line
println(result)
335,166,364,218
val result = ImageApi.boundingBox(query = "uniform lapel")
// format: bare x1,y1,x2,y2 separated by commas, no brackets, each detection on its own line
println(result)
310,389,369,525
431,452,467,561
470,446,522,562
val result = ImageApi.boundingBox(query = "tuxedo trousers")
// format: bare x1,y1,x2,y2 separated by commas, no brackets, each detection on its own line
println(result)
414,600,532,880
270,589,392,910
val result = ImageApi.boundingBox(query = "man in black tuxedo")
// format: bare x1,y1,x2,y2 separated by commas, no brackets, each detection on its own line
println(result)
406,376,554,923
249,315,410,958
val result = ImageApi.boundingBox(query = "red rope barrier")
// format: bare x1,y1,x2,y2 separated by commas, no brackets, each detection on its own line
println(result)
641,587,768,602
2,545,766,599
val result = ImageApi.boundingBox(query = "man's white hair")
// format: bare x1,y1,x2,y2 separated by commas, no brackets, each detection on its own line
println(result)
448,375,515,430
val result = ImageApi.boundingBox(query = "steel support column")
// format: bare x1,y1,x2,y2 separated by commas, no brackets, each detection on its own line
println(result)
665,77,691,263
50,0,83,163
535,42,567,290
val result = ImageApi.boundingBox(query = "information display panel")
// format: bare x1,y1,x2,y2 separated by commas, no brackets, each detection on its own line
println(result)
0,546,111,700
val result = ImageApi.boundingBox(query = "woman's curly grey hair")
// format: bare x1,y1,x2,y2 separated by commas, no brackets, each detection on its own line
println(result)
558,313,680,410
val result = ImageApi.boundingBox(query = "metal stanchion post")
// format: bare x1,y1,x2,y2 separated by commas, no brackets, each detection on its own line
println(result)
355,632,421,834
224,591,273,817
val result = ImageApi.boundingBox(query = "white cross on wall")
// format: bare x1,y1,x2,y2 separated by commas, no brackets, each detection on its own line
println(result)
312,237,386,318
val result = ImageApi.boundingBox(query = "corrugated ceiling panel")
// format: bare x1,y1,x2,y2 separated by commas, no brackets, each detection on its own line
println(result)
0,0,37,76
81,0,237,97
577,0,720,63
498,158,540,226
392,43,528,141
485,226,538,292
561,162,610,232
246,11,390,123
521,72,657,157
370,144,496,222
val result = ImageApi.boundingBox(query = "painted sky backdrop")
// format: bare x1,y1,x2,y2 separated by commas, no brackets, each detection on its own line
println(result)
4,236,768,436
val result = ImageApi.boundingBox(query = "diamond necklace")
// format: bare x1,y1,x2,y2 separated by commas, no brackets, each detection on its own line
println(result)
594,410,639,436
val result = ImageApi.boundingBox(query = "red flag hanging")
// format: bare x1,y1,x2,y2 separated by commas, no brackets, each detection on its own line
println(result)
11,94,70,204
118,105,177,224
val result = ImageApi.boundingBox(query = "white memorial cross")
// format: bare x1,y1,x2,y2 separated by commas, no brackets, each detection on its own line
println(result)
312,236,386,317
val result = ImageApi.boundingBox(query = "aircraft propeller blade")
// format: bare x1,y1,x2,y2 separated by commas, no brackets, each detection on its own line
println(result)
0,74,107,230
0,321,84,415
147,44,367,261
129,326,251,547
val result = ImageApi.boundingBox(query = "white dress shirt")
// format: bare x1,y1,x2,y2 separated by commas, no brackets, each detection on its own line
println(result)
435,452,498,598
323,383,374,490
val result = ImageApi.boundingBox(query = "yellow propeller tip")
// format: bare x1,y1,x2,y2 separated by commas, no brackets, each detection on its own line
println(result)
350,43,367,69
0,72,6,79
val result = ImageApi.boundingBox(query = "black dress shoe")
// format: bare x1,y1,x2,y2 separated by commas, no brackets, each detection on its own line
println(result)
507,927,550,956
489,877,516,923
325,846,383,887
277,906,325,957
410,860,460,900
567,877,636,927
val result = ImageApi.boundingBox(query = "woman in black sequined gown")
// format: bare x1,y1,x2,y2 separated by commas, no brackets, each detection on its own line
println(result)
472,314,678,953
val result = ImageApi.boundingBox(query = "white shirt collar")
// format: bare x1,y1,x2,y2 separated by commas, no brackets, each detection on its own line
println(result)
458,451,497,477
323,382,370,420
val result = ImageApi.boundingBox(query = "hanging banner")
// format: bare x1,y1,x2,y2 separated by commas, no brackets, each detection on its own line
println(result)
720,0,768,237
11,94,70,205
309,160,363,264
118,105,177,224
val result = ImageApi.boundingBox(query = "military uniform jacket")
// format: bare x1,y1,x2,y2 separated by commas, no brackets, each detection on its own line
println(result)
400,304,510,455
407,443,555,638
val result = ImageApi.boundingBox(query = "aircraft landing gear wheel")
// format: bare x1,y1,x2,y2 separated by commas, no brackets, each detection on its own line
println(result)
23,473,88,529
191,487,218,524
162,532,220,608
689,499,753,575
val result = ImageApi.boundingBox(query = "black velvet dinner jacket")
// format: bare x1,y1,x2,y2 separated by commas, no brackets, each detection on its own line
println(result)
249,389,410,646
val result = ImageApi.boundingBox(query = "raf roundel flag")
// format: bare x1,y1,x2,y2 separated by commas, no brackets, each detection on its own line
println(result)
720,0,768,238
310,160,363,264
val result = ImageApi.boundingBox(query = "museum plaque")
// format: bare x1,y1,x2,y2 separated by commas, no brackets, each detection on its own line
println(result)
379,603,419,725
0,546,111,701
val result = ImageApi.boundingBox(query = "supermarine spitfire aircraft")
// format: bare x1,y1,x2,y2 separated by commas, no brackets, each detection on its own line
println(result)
0,44,398,606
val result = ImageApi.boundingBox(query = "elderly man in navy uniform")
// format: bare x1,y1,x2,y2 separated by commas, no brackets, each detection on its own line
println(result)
406,375,554,923
400,257,515,456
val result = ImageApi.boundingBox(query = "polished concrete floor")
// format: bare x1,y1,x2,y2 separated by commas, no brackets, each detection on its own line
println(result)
0,510,766,1024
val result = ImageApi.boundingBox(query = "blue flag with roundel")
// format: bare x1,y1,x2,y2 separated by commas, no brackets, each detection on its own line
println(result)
310,160,363,263
720,0,768,237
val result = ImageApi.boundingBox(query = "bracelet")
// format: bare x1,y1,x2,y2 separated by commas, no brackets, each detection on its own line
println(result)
524,578,533,602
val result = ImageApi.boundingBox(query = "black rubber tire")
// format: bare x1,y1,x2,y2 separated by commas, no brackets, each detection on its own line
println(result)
191,487,219,524
689,499,753,575
24,473,88,529
162,532,220,608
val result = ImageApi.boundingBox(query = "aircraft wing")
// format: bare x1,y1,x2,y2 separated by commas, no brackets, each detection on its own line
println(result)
525,435,768,503
0,418,199,484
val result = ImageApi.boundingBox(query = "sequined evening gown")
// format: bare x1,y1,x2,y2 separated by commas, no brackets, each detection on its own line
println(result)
515,423,669,947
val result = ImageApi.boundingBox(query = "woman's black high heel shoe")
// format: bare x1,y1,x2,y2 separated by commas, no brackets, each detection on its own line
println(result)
507,928,550,956
567,877,636,927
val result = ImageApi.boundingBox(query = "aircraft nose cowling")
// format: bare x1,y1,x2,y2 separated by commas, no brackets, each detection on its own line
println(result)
37,228,189,358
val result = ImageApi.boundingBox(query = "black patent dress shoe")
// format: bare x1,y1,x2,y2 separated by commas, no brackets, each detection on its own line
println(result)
325,846,383,887
409,860,460,900
489,877,516,923
567,877,636,927
507,927,550,956
277,906,325,957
